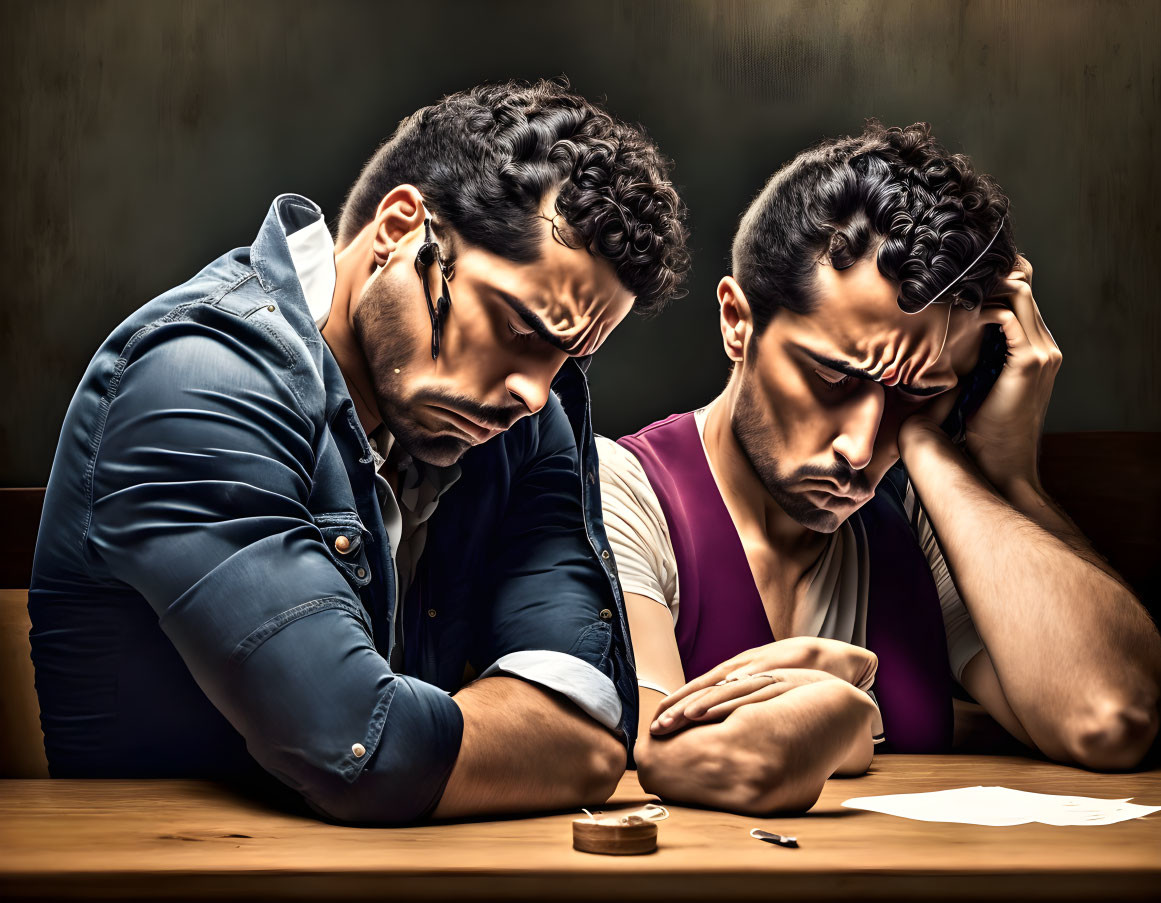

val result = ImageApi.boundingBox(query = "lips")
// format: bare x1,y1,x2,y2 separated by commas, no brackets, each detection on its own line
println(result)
432,406,502,444
824,486,873,504
829,491,873,504
803,478,872,505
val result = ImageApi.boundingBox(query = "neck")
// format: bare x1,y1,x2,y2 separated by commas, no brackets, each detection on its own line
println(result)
702,376,829,568
322,231,384,437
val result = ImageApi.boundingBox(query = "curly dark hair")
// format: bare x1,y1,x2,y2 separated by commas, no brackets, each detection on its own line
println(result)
338,79,690,313
732,120,1017,331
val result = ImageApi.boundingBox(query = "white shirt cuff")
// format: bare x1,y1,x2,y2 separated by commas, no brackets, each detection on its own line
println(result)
480,650,623,733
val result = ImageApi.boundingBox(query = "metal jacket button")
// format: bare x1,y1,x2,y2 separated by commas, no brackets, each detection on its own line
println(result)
351,743,366,758
334,535,351,554
599,609,613,620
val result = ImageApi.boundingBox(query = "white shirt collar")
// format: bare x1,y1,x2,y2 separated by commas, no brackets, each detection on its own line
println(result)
277,196,337,330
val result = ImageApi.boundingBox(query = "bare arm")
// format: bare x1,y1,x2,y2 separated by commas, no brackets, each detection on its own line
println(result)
626,591,873,814
433,676,625,819
635,680,875,814
897,261,1160,770
900,424,1160,769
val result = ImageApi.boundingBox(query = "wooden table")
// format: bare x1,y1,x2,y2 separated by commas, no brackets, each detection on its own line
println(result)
2,755,1159,901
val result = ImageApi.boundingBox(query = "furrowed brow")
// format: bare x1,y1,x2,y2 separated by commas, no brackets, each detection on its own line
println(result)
497,291,586,355
800,346,950,396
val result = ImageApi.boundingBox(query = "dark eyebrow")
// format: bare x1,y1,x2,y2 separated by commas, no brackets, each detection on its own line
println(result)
495,290,586,355
799,346,951,397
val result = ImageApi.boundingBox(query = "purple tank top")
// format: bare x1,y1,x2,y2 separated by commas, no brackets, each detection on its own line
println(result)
618,411,952,752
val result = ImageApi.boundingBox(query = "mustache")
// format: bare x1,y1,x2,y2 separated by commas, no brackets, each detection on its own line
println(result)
794,463,873,496
410,389,522,431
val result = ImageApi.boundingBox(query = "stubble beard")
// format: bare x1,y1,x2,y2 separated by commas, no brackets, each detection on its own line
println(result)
352,272,471,467
731,369,847,534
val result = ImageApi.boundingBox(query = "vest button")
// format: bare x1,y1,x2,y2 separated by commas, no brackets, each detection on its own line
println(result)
427,608,438,618
599,609,612,621
334,535,351,554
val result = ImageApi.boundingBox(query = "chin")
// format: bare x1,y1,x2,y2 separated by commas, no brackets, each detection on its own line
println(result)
795,506,844,533
402,433,471,467
804,494,879,533
776,489,857,533
382,412,472,467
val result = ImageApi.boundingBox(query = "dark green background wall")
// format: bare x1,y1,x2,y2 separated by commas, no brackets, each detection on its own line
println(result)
2,0,1158,485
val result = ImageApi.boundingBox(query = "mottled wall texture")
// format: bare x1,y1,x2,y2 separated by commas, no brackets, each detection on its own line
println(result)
1,0,1158,485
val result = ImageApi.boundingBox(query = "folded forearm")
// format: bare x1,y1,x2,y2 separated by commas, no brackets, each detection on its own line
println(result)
433,676,626,819
636,680,875,814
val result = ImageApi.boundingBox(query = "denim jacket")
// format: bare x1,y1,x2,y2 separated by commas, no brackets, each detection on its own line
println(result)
29,195,637,823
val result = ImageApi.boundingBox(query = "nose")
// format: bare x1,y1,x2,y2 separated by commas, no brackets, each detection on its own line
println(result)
832,385,884,472
504,369,554,415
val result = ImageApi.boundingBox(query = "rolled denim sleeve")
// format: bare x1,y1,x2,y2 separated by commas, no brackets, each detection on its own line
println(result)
86,312,462,823
476,395,632,739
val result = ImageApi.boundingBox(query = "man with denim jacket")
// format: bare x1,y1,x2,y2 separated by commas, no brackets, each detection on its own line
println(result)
28,80,690,823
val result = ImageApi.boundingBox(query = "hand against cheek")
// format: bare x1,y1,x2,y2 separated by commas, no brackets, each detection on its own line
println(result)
898,384,962,450
964,258,1062,493
649,636,878,736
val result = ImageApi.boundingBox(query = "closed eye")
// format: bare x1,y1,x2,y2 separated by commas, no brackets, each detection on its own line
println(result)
896,384,950,400
814,368,852,389
508,320,538,342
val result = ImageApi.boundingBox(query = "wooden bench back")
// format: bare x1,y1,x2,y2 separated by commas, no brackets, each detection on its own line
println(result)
0,589,47,777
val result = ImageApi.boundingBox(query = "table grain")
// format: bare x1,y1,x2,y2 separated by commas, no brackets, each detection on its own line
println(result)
2,755,1158,900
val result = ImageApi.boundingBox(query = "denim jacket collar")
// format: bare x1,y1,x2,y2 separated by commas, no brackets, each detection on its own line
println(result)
249,195,332,350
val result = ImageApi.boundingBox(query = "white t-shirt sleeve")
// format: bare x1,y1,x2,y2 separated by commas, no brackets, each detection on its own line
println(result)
595,436,678,615
902,478,985,684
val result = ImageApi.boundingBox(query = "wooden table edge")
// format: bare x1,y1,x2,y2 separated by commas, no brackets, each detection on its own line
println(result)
3,866,1160,901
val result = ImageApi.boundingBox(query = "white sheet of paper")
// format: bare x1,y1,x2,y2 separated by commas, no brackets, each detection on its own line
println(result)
841,785,1161,826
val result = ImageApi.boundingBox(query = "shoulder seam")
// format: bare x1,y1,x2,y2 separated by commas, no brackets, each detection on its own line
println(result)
618,411,692,442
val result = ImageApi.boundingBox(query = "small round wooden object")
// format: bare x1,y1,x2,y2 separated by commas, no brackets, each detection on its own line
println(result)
572,815,658,855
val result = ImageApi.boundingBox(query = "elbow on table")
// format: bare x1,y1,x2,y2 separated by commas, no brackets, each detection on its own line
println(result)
305,728,626,823
635,734,825,816
296,755,460,826
730,751,828,816
299,778,409,826
577,729,630,804
1064,696,1160,771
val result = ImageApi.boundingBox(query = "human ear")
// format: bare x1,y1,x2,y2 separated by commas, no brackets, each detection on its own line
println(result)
718,276,753,363
370,185,428,267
